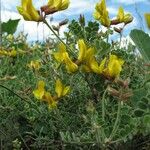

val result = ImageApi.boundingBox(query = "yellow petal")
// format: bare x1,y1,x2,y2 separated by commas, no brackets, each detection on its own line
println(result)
55,79,63,98
60,0,70,10
33,81,45,99
9,49,17,57
48,0,70,12
124,14,133,24
44,92,57,109
99,57,106,73
145,13,150,29
33,89,45,100
81,65,92,73
38,80,45,90
17,0,40,21
26,0,40,21
85,47,95,62
62,86,70,96
117,7,133,24
17,6,32,20
63,52,78,73
93,11,100,20
53,43,66,62
21,0,29,10
104,55,124,78
53,0,62,9
28,60,41,70
93,0,110,27
117,7,124,22
48,0,54,6
44,91,53,102
90,57,101,74
77,39,87,62
48,101,57,109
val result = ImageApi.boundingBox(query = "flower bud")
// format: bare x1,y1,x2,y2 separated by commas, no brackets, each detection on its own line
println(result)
79,14,85,26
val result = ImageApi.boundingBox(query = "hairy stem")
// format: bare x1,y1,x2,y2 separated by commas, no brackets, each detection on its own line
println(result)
109,100,122,140
43,19,75,57
0,84,25,101
102,89,107,122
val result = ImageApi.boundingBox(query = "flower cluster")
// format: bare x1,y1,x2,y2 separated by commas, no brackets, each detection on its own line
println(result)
17,0,70,22
54,39,124,79
33,79,70,109
0,49,17,57
27,60,41,71
93,0,133,27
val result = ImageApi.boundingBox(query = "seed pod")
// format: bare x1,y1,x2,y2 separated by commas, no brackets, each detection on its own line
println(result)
59,19,69,26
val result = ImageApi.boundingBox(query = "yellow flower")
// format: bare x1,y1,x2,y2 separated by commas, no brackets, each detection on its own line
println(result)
144,13,150,29
43,92,57,109
77,39,87,63
33,81,57,109
17,0,41,22
53,43,66,62
41,0,70,15
90,57,106,74
27,60,41,70
77,39,96,65
55,79,70,98
53,43,78,73
0,49,17,57
80,47,96,73
93,0,111,27
48,0,70,11
117,7,133,24
84,54,124,78
33,81,45,99
33,79,70,109
8,49,17,57
6,34,14,41
63,52,78,73
103,55,124,78
0,50,8,56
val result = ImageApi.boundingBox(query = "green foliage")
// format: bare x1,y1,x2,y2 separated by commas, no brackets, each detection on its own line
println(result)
68,19,101,43
130,29,150,62
0,19,150,149
68,19,84,39
85,21,99,42
2,19,20,34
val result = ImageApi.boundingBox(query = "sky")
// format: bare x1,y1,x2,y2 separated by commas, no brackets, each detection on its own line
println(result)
1,0,150,42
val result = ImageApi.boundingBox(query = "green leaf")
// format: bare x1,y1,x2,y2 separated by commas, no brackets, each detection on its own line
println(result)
2,19,20,34
143,115,150,125
141,97,149,105
138,102,148,110
131,88,147,106
134,109,145,117
119,129,127,137
95,40,111,58
121,114,131,124
130,29,150,62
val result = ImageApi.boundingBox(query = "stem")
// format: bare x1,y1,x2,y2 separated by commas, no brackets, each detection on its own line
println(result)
109,100,121,140
95,126,103,149
43,19,75,57
119,32,122,48
0,84,25,101
102,89,107,122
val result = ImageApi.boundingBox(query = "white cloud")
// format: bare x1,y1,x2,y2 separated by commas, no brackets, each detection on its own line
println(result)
1,0,144,42
112,0,149,5
1,10,21,21
1,10,67,41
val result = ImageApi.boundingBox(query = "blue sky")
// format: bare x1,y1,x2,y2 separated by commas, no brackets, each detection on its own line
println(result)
1,0,150,41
